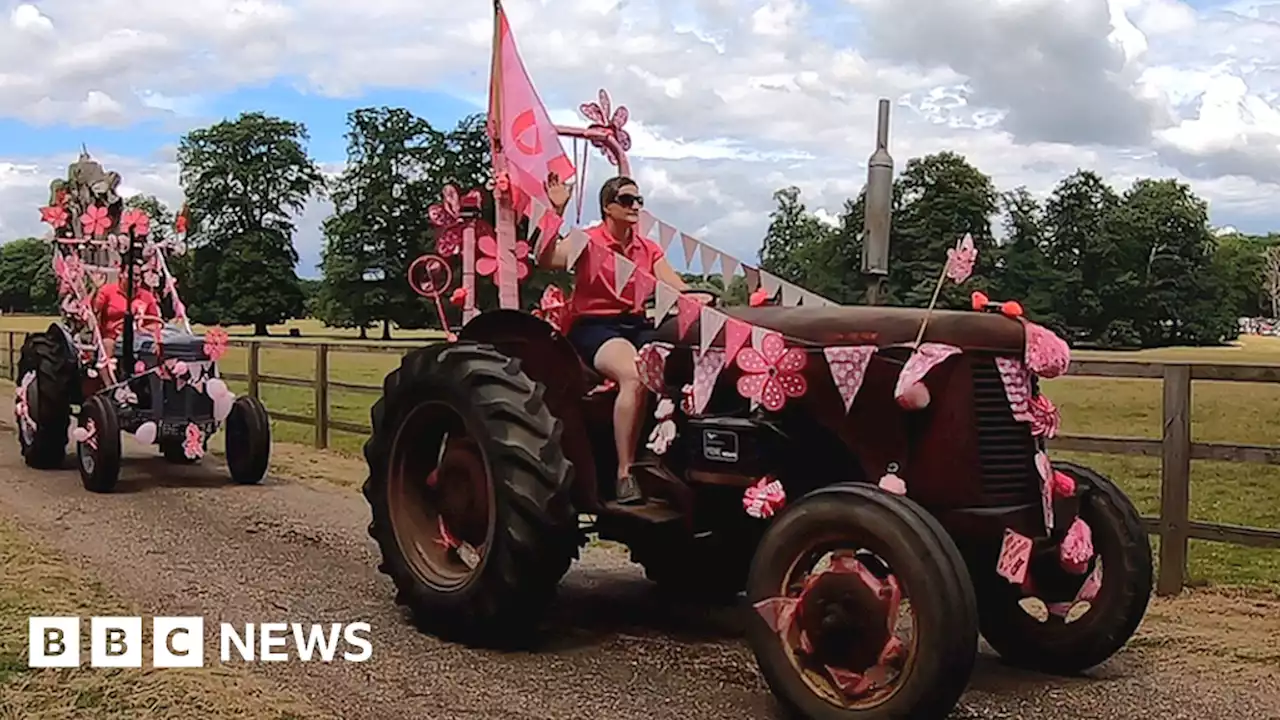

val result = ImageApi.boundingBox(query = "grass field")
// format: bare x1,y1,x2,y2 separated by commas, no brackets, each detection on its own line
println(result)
0,316,1277,591
0,515,329,719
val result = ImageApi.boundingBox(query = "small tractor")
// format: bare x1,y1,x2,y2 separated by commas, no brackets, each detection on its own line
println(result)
13,151,273,493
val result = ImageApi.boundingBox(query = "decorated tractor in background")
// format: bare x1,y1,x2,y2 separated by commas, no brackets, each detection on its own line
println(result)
362,5,1153,718
13,151,272,493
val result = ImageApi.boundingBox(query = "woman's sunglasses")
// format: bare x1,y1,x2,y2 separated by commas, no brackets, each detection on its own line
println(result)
613,193,644,208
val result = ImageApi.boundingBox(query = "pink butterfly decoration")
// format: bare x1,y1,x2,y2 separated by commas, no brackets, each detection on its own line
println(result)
428,185,492,257
579,89,632,166
945,233,977,284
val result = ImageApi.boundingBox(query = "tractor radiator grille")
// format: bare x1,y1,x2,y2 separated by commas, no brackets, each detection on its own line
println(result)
971,358,1040,508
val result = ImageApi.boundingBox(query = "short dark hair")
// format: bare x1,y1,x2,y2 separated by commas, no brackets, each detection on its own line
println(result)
599,176,638,219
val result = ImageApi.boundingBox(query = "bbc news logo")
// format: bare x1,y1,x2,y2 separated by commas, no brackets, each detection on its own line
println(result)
28,617,373,668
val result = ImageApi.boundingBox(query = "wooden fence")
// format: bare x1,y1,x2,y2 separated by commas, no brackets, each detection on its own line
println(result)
1,330,1278,596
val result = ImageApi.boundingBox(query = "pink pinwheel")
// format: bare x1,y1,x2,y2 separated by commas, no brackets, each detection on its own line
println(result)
121,208,150,236
40,205,68,228
80,205,112,236
736,332,808,412
476,235,530,280
579,89,632,166
945,233,976,284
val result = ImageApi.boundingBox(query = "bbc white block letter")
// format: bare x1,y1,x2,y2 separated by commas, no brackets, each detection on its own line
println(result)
28,617,80,667
153,617,204,668
91,617,142,667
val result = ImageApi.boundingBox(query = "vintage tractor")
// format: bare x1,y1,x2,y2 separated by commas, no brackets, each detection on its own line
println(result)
13,151,273,493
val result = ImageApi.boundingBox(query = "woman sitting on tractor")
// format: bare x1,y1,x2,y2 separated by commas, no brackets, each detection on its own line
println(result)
92,274,162,359
537,174,704,504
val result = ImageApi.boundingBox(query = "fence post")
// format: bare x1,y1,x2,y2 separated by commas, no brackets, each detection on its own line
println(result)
247,343,260,398
6,331,13,381
314,344,329,449
1157,364,1192,596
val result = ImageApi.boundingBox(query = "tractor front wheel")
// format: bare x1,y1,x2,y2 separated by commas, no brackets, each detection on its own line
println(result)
225,396,271,484
745,483,978,720
76,395,122,493
363,341,578,649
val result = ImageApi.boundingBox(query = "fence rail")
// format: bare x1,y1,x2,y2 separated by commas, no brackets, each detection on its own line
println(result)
1,330,1277,596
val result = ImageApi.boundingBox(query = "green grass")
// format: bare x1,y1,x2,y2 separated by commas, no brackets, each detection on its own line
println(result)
1,316,1278,591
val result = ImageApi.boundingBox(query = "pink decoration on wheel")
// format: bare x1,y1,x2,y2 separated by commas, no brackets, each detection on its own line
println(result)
1059,517,1094,574
823,346,876,412
878,470,907,495
1028,393,1060,438
736,332,808,412
994,357,1033,422
578,88,632,166
691,348,726,415
996,528,1034,585
635,342,671,394
1023,320,1070,378
894,343,960,409
743,476,786,518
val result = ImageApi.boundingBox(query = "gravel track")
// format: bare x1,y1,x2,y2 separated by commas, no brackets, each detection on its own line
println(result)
0,433,1277,720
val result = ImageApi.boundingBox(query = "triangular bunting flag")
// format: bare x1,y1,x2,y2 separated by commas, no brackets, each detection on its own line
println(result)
760,271,782,298
692,349,726,415
699,243,718,277
676,294,700,339
653,281,680,324
823,346,876,412
565,228,589,268
658,221,676,251
699,305,728,354
615,253,636,291
721,255,739,289
751,324,770,350
743,265,761,292
632,269,656,313
780,282,802,306
723,318,751,365
681,233,699,267
639,210,656,239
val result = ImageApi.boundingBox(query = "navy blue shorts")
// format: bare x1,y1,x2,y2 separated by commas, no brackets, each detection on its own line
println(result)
567,314,655,366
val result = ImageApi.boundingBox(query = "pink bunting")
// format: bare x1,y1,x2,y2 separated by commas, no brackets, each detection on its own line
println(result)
657,221,676,251
635,342,670,394
681,232,699,266
699,305,727,354
676,294,699,339
823,346,876,412
893,343,961,401
996,528,1033,585
691,349,726,414
638,209,655,239
631,269,656,313
1035,451,1055,532
723,318,751,366
699,242,718,276
653,281,680,324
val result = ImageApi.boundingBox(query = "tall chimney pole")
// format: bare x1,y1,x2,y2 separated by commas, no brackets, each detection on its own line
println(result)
861,98,893,305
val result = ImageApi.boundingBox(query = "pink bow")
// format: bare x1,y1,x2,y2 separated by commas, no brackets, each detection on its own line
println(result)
743,476,786,518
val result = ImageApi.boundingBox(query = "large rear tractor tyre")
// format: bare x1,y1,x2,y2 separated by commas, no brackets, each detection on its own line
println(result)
15,327,77,470
225,395,271,484
363,341,578,649
76,395,122,493
746,483,978,720
972,461,1152,675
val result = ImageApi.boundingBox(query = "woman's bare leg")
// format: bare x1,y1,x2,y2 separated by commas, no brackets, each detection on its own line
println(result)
593,337,647,503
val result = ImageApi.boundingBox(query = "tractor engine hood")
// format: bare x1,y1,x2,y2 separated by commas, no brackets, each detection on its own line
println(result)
653,305,1026,355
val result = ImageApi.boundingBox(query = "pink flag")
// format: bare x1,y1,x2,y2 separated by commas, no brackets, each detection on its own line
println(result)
490,5,575,225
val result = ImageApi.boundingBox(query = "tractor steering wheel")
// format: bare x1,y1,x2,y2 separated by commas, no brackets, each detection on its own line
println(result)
681,287,720,308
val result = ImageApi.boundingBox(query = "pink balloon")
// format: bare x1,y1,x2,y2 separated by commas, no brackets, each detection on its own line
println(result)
205,378,229,400
213,394,233,422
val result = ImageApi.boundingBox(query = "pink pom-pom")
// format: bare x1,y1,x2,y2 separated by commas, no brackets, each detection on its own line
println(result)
1059,517,1094,574
896,381,930,410
878,472,907,495
72,427,89,442
1051,470,1076,498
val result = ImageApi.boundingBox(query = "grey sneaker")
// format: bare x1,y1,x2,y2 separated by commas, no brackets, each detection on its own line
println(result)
615,473,643,504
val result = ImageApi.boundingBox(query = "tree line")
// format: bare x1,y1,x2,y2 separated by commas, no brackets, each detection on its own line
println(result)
3,107,1279,347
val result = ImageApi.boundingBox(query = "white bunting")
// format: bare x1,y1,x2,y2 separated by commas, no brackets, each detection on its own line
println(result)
639,210,656,239
699,305,728,355
565,228,590,269
653,281,680,324
699,243,718,277
681,233,699,267
760,271,782,298
780,282,803,306
658,221,677,251
751,324,770,350
721,255,739,289
615,253,636,291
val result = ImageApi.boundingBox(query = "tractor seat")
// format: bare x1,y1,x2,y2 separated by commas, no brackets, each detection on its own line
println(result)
117,324,209,362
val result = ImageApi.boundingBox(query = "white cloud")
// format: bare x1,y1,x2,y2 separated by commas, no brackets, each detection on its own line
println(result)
6,0,1280,277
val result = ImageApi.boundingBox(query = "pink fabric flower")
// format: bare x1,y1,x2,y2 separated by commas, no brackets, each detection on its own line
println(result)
476,235,530,279
183,423,204,459
743,476,786,518
1052,469,1077,498
736,332,808,412
1059,517,1094,574
203,327,229,362
1028,393,1060,438
80,205,112,236
579,89,632,166
945,233,977,283
1023,321,1070,378
531,284,567,332
40,205,68,228
635,342,670,394
121,208,150,236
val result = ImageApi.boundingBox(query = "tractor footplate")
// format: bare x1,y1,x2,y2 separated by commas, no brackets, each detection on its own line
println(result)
602,498,682,524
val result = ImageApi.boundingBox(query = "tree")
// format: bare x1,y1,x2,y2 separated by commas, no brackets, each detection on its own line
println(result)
993,187,1062,331
758,186,842,294
1264,246,1280,319
176,111,325,335
1211,233,1267,319
0,238,57,313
